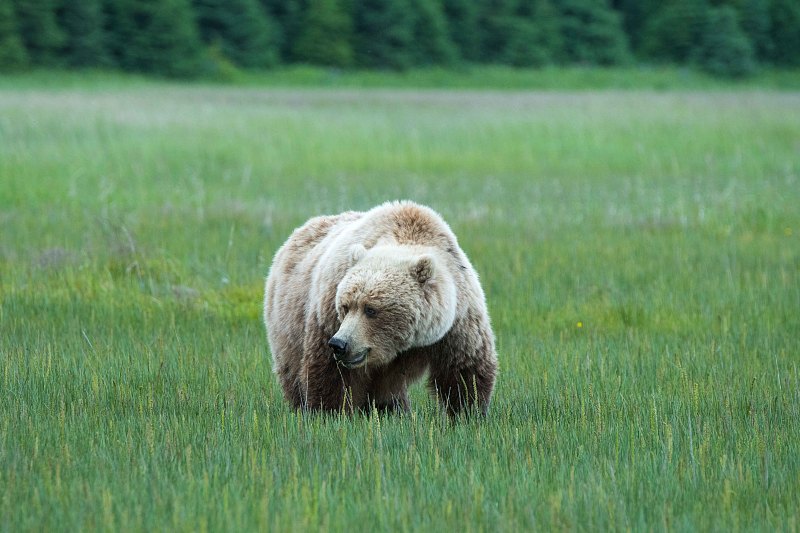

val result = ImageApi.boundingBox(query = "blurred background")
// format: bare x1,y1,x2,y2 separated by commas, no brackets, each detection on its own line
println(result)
1,0,799,79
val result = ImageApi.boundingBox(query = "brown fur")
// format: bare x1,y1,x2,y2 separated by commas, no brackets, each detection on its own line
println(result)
263,201,498,415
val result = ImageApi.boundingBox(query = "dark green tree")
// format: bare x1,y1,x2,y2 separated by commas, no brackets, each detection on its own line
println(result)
734,0,772,62
501,16,550,67
442,0,479,61
408,0,457,65
59,0,110,67
641,0,710,62
768,0,800,66
260,0,303,61
610,0,660,54
530,0,564,64
107,0,205,77
193,0,278,68
476,0,518,63
352,0,414,69
12,0,64,65
693,6,756,77
557,0,630,65
492,0,563,67
473,0,562,66
293,0,353,66
0,0,27,69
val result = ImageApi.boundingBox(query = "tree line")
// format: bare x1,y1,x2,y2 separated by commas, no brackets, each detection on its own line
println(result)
1,0,798,78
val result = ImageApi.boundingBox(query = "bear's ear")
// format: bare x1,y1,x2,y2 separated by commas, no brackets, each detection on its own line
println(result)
411,255,434,284
348,244,367,266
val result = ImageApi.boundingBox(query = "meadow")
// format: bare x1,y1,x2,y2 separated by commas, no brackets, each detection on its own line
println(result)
1,73,799,531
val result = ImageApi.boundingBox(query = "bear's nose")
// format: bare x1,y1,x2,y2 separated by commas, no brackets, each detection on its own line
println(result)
328,337,348,358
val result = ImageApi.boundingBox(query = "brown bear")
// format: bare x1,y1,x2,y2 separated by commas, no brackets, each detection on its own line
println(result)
264,201,498,415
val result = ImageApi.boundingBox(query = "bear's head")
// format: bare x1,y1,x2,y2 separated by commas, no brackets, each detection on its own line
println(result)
329,244,457,369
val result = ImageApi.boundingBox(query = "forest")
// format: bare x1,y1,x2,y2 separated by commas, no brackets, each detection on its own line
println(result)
1,0,799,78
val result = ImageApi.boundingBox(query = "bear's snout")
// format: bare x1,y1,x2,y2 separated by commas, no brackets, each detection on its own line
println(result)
328,337,348,358
329,336,369,368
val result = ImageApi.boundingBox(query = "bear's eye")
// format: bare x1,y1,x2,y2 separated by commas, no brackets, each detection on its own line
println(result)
341,305,349,315
364,305,378,318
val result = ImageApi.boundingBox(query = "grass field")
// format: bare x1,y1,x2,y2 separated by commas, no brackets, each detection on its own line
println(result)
1,74,799,531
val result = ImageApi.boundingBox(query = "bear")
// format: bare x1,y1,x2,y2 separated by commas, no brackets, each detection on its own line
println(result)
263,200,498,415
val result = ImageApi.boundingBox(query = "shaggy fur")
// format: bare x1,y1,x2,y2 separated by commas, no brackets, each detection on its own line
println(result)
264,201,498,415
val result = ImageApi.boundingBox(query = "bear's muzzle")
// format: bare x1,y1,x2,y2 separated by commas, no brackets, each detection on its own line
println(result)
329,336,369,368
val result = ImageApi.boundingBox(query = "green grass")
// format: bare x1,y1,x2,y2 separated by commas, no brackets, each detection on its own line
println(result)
1,75,799,531
3,65,800,91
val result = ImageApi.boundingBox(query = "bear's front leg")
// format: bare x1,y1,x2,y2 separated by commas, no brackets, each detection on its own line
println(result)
429,358,497,416
427,313,498,416
301,329,366,413
366,349,429,414
368,392,411,414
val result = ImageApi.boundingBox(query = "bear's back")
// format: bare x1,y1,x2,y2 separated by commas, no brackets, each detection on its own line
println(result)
277,212,362,277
